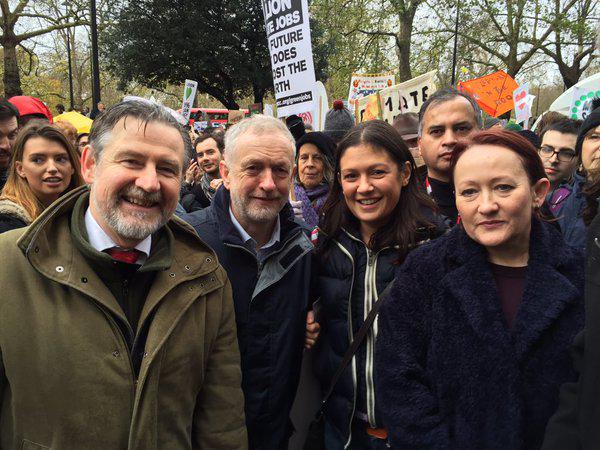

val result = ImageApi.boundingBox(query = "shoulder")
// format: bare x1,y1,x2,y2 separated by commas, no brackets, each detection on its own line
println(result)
181,206,217,235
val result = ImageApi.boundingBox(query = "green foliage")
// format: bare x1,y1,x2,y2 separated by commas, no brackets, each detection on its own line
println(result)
104,0,332,108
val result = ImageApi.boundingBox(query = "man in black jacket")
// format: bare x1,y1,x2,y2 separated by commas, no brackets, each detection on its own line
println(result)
0,99,19,191
418,88,482,223
183,114,319,450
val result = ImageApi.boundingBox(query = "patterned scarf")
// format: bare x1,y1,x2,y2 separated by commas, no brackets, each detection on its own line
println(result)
200,173,217,201
294,183,330,228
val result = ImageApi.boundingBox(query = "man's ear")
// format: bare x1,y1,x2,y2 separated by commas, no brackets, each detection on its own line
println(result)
219,160,231,189
80,145,97,184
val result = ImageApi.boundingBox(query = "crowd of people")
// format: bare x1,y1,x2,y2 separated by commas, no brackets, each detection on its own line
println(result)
0,87,598,450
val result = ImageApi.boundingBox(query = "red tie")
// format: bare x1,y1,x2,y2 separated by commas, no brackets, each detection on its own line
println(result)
105,247,142,264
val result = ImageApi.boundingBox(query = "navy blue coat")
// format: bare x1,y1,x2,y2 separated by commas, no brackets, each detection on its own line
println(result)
183,188,315,450
376,219,584,450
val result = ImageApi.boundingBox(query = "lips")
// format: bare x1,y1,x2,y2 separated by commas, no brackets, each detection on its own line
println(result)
122,195,158,208
478,220,504,228
357,198,380,206
43,177,63,183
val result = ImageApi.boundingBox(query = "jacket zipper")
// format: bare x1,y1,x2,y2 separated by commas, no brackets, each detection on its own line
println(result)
332,240,357,449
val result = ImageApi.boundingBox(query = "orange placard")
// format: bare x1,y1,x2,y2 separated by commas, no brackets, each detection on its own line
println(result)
355,93,381,123
457,70,518,117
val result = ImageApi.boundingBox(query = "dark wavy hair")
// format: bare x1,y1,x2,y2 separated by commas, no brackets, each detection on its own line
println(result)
318,120,437,262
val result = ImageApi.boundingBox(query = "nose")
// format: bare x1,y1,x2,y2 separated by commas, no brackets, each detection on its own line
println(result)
548,152,559,163
45,159,58,174
478,191,499,215
441,128,458,147
135,165,161,192
305,156,315,168
0,136,9,151
259,168,276,192
356,174,373,194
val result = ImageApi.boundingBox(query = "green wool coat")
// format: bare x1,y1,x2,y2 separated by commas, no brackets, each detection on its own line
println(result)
0,186,247,450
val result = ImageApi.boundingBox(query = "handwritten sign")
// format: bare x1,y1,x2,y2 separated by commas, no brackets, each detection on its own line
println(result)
458,70,518,117
379,70,437,124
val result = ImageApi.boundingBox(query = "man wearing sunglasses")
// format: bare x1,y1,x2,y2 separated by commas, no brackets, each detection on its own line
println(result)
539,118,586,249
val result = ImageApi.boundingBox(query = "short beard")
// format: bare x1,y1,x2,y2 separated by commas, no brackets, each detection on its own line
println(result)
92,184,174,241
231,192,283,224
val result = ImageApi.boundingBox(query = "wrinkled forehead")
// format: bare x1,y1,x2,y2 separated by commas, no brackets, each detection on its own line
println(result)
454,145,528,183
235,130,295,162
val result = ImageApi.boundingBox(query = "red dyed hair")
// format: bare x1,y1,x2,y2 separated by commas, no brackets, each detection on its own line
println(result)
450,129,547,186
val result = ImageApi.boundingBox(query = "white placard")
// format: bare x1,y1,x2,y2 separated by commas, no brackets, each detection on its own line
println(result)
263,0,316,117
348,73,395,111
513,83,530,124
378,71,437,124
180,79,198,122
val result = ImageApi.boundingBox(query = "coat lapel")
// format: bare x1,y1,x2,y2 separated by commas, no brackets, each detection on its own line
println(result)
440,228,512,348
512,221,582,362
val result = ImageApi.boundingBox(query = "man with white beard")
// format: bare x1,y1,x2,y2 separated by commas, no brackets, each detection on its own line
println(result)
184,114,320,450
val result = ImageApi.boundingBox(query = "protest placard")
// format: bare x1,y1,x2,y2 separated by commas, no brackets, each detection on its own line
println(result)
348,73,395,110
458,70,518,117
355,93,381,123
513,83,530,124
180,79,198,121
262,0,316,117
379,70,437,123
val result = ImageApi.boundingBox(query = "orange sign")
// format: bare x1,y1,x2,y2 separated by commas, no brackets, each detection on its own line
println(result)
458,70,518,117
355,93,381,123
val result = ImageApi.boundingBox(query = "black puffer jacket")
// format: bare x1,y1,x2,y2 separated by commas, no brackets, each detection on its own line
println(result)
313,214,447,446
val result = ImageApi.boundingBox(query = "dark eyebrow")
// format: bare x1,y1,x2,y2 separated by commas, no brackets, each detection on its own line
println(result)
452,121,474,129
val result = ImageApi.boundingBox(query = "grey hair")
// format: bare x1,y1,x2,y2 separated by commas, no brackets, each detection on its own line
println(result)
224,114,295,165
88,100,192,169
417,87,483,137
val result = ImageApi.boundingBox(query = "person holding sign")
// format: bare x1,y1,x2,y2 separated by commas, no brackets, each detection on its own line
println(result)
417,88,482,224
377,129,584,450
314,120,445,449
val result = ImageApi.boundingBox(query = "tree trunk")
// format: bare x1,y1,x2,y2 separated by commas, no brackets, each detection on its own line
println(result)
558,64,581,89
3,36,22,97
396,17,413,81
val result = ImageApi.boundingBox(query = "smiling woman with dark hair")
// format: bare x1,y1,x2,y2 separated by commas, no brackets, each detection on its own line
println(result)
376,129,585,450
313,120,446,449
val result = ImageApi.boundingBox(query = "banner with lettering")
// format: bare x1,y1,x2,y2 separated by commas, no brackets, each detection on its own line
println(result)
348,73,395,110
262,0,317,117
379,70,437,124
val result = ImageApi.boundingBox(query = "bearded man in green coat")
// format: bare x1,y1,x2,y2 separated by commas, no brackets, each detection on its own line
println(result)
0,100,247,450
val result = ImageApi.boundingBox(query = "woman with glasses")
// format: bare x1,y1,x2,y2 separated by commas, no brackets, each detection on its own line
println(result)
377,129,584,450
538,119,586,249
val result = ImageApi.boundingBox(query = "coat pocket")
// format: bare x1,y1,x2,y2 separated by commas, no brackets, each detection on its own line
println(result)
21,439,51,450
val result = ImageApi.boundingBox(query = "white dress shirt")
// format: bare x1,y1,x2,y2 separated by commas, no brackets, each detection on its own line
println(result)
229,207,280,250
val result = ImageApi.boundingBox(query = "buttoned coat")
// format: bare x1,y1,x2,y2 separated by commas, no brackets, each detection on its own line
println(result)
0,186,247,450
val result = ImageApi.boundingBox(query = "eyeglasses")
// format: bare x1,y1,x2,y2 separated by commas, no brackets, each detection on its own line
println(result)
539,146,577,162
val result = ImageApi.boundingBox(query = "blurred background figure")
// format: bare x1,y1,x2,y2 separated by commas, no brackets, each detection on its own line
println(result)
324,100,355,144
290,131,336,228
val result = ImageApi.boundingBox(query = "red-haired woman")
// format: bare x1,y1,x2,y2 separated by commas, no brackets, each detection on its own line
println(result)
375,129,585,450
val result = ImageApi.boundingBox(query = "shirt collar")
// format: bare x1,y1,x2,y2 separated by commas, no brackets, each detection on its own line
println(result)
228,206,280,250
84,207,152,264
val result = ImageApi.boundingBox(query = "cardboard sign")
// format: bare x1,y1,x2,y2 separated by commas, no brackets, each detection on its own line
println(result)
263,0,317,117
228,110,245,124
379,70,437,124
348,73,395,110
458,70,518,117
355,93,381,123
569,87,600,120
180,79,198,121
